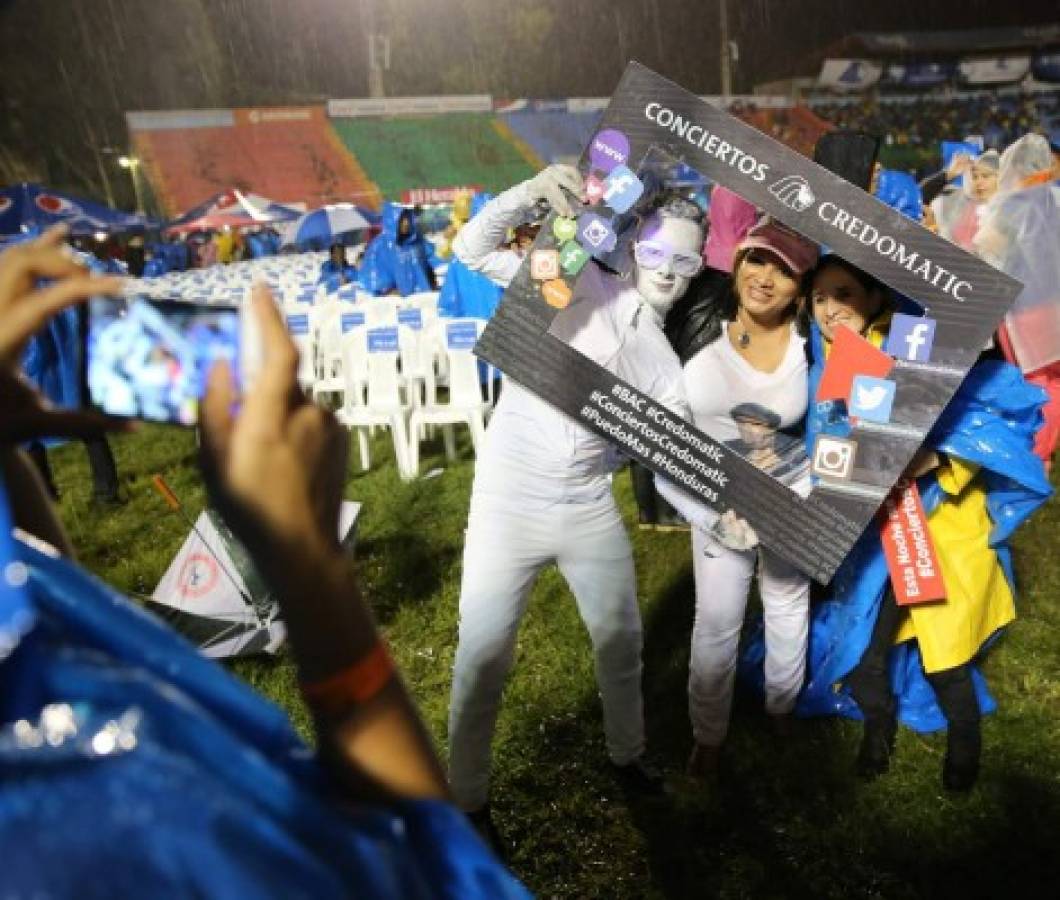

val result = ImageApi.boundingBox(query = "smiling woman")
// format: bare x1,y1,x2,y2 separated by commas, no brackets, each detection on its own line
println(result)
654,214,820,777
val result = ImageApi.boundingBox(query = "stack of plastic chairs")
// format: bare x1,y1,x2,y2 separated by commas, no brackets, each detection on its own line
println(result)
283,310,316,390
336,325,413,480
406,318,491,476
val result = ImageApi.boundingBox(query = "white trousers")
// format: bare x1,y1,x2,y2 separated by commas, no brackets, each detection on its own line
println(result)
448,492,645,811
689,528,810,747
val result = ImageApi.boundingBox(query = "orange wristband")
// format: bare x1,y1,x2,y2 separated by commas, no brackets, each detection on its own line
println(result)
301,642,395,715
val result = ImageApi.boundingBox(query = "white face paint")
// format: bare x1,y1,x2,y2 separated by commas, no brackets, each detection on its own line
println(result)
633,214,704,317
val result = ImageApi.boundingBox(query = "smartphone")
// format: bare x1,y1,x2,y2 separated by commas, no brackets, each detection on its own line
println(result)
81,295,249,426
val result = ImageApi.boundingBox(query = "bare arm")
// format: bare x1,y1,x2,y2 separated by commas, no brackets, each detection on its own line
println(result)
201,287,447,802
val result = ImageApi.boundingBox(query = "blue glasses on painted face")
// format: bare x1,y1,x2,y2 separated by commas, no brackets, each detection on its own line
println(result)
633,240,703,278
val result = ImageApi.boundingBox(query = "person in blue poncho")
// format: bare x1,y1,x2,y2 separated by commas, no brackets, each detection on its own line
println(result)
318,241,359,293
747,254,1051,792
20,239,121,503
359,203,439,296
0,227,528,899
437,194,503,320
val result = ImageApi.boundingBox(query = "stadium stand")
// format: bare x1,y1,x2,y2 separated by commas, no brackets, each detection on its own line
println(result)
131,107,381,217
497,109,603,165
730,102,834,158
329,113,537,199
808,91,1060,173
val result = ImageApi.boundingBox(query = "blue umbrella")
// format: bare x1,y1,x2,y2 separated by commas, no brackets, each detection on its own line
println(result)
282,203,372,248
0,182,154,237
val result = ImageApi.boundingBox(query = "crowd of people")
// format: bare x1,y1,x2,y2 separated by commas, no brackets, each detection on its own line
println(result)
810,92,1060,170
3,101,1059,894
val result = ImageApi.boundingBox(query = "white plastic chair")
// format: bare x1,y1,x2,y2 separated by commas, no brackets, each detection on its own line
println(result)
365,298,399,328
406,319,490,476
284,311,315,390
312,308,368,402
336,326,413,480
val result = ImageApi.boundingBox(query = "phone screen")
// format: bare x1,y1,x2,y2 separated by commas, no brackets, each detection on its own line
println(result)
83,296,240,426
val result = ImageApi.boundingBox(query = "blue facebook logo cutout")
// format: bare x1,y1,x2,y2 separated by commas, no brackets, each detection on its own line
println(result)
885,313,937,362
848,375,896,423
602,165,644,214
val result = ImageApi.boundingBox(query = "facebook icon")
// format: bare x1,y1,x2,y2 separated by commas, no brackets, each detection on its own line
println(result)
885,313,937,363
601,165,644,214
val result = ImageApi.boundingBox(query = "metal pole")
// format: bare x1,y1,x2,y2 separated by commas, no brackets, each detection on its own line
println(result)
364,0,385,98
719,0,732,96
130,162,145,215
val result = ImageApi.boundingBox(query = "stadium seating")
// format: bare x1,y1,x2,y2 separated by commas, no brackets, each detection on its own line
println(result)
498,110,603,165
132,107,381,217
330,113,538,198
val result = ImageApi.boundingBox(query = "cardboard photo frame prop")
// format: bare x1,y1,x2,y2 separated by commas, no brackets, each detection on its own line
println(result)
474,62,1022,584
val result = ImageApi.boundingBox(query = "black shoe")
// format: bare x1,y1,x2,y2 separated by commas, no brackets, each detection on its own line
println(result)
466,804,507,861
855,713,897,779
942,724,981,793
611,755,667,796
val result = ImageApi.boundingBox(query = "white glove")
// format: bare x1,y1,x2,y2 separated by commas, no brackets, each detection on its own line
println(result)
522,164,583,219
708,510,759,553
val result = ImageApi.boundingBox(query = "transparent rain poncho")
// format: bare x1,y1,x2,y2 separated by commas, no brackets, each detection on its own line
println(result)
975,134,1060,373
931,150,999,252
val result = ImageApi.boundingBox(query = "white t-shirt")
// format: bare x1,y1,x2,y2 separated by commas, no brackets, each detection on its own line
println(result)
683,320,810,491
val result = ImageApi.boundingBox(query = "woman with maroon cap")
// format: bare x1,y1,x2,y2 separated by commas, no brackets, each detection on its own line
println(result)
658,217,819,777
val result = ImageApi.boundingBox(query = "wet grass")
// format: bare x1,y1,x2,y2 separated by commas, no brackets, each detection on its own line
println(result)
49,425,1060,899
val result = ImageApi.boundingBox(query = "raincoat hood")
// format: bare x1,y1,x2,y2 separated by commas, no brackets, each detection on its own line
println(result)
381,202,421,245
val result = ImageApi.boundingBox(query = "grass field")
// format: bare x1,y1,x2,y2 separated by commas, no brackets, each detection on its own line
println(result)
49,423,1060,899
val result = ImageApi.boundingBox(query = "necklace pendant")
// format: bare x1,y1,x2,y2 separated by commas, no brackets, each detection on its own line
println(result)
738,331,751,349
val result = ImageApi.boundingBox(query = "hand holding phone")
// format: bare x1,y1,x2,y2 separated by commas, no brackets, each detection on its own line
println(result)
82,295,251,427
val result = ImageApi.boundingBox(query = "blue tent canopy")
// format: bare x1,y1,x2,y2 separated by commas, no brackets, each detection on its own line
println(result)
0,182,153,238
165,190,301,234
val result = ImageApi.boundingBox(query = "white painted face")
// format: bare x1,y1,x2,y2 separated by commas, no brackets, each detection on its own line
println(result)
633,214,704,317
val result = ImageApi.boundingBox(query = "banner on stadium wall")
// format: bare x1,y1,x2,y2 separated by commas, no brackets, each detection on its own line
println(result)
234,107,314,126
126,110,235,131
475,61,1023,585
401,185,483,205
327,95,492,117
884,62,956,88
817,59,882,91
1032,52,1060,83
958,56,1031,85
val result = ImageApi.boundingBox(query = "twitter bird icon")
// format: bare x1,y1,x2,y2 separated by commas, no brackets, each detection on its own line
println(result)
848,375,896,423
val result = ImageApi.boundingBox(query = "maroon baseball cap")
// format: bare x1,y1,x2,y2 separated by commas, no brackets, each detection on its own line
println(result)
735,217,819,277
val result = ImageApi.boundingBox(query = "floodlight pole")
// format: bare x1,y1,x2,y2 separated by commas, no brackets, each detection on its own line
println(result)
364,0,387,98
119,155,145,215
719,0,733,96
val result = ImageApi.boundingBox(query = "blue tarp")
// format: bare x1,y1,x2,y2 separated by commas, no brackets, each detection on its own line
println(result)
0,482,528,899
0,183,152,238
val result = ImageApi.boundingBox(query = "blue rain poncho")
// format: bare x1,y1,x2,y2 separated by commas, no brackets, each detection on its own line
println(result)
874,169,922,221
740,323,1052,732
359,204,438,297
0,486,528,899
438,194,503,320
